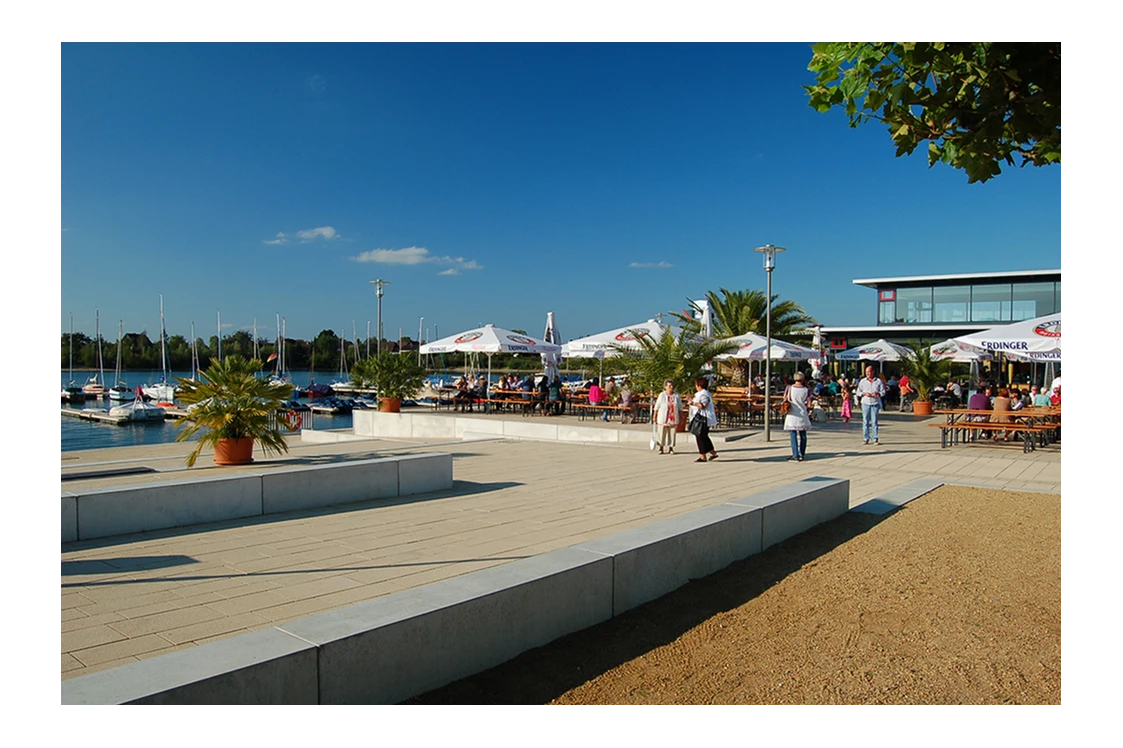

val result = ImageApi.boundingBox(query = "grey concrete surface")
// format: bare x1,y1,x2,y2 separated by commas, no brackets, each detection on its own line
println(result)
61,410,1059,683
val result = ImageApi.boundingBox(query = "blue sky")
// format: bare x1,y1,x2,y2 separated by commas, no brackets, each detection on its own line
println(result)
60,42,1060,344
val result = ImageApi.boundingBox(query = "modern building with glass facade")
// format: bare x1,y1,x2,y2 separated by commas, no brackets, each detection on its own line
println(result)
819,269,1060,353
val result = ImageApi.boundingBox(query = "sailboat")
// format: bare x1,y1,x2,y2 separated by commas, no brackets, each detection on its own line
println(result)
108,320,136,401
62,313,84,402
82,310,107,396
142,295,177,404
109,386,166,421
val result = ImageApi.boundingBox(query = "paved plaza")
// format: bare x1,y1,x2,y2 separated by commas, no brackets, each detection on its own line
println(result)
61,411,1060,680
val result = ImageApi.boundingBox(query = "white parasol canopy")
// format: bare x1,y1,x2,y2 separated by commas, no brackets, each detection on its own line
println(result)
929,339,994,362
420,324,561,401
561,319,682,358
714,332,820,361
834,339,916,362
541,312,562,382
951,312,1061,356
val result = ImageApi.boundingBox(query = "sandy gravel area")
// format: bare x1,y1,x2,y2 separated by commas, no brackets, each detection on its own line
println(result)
409,485,1060,705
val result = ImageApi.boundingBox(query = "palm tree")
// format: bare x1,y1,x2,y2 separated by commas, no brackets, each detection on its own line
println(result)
673,288,818,339
174,355,294,467
671,288,818,385
614,326,737,401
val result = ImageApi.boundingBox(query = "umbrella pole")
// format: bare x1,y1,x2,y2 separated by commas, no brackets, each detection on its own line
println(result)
487,354,493,414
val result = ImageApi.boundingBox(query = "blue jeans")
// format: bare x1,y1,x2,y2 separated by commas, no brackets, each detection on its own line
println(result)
861,401,880,442
789,429,807,458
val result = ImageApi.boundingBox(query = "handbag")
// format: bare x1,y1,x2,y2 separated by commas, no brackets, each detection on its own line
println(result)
688,412,707,436
780,386,792,415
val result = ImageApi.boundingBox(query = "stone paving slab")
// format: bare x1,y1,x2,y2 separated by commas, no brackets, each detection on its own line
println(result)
60,411,1060,680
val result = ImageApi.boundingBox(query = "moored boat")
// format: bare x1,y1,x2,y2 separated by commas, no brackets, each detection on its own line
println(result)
109,387,167,421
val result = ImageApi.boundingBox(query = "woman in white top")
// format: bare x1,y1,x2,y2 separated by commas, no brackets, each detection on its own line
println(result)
652,379,682,454
689,378,719,462
783,371,812,461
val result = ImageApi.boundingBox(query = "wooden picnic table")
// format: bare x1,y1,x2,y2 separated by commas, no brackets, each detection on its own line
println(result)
931,407,1060,451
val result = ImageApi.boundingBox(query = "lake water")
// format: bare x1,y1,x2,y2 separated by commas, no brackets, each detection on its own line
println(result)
60,369,356,453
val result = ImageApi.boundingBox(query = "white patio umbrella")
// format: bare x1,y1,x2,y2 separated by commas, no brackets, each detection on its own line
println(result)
420,324,561,403
833,338,916,376
714,332,820,361
834,339,916,362
541,312,562,382
951,312,1061,356
929,339,994,362
561,318,682,358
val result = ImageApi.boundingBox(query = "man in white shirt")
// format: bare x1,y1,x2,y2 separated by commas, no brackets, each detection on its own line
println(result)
856,365,887,444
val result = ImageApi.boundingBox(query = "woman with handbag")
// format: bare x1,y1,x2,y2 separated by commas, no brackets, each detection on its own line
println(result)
652,379,682,454
688,377,719,462
783,371,812,461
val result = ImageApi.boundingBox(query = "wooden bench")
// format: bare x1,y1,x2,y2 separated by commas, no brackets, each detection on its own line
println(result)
574,403,633,422
928,421,1060,452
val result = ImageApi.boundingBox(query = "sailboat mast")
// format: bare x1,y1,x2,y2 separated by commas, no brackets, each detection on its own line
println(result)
95,309,104,385
68,313,74,384
217,311,222,362
159,295,168,385
190,321,197,380
281,316,287,378
115,320,123,386
253,318,258,361
274,313,281,376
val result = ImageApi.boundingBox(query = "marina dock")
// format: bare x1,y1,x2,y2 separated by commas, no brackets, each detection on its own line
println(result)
61,408,132,425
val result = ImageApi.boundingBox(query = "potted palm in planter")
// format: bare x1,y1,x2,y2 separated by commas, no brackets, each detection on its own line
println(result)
351,352,427,412
898,340,952,416
616,326,736,431
174,355,295,466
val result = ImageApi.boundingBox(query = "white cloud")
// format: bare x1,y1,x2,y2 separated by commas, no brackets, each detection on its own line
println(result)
297,226,338,242
263,232,289,245
629,261,674,269
351,246,483,275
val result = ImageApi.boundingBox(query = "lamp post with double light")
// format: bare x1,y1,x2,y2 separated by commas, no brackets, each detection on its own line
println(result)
754,244,785,442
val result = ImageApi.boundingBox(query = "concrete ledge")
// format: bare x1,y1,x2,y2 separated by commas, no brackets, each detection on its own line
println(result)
355,410,657,446
729,476,850,550
62,628,318,705
299,429,377,444
280,546,613,704
63,453,454,543
75,474,263,541
62,476,847,703
261,459,399,514
61,493,78,543
578,501,764,615
851,477,944,514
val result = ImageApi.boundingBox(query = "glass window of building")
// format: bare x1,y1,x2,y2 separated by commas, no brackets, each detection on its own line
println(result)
896,286,933,323
971,283,1013,322
1012,281,1057,320
878,300,895,325
933,285,970,322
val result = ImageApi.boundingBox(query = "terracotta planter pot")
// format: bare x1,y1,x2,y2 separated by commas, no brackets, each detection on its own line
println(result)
912,400,934,416
379,397,402,413
213,437,254,466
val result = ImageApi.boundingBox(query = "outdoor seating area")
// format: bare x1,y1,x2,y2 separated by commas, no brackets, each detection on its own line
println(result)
929,405,1061,453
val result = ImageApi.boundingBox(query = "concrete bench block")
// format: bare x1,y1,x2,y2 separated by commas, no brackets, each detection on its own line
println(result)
61,627,318,704
396,453,453,496
557,425,622,443
577,502,763,615
502,421,560,440
730,476,849,550
74,474,263,541
454,417,505,438
353,410,416,439
261,459,398,514
409,415,458,440
279,546,612,704
62,494,78,543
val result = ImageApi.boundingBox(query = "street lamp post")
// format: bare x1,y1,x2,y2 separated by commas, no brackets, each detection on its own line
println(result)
753,244,786,442
369,279,390,354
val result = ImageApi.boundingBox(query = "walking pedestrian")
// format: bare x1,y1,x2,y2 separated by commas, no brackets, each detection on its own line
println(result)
857,364,886,444
783,371,811,461
689,378,719,462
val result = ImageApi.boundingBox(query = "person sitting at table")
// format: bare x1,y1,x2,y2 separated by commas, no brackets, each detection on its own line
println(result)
947,379,963,406
968,386,991,411
535,376,549,413
618,380,634,423
992,387,1013,440
1030,385,1051,407
454,376,473,412
1049,385,1061,406
604,377,617,402
547,377,564,415
588,377,607,422
1011,387,1027,410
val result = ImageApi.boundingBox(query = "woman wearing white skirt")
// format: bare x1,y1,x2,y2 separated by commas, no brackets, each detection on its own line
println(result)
783,371,812,461
652,380,682,454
